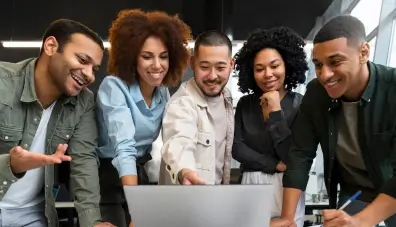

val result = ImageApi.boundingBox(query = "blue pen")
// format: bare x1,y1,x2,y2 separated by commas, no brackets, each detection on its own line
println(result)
302,191,362,227
338,190,362,210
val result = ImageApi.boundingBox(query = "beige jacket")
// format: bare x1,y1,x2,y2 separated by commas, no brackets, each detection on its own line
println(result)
159,78,234,185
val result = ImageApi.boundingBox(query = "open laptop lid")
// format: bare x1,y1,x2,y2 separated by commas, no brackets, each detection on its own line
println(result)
124,184,273,227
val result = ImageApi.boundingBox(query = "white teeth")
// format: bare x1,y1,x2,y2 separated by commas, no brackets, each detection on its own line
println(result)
150,73,161,77
71,74,85,86
326,80,338,86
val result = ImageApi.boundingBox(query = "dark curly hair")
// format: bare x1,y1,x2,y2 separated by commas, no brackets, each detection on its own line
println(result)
234,27,308,94
107,9,192,86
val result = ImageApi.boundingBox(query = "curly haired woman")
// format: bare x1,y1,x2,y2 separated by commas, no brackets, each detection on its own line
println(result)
95,9,191,227
232,27,308,227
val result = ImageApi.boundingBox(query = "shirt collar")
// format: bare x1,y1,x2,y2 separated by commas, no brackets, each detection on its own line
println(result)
20,58,77,106
130,82,162,105
329,62,375,111
20,58,38,103
360,61,376,102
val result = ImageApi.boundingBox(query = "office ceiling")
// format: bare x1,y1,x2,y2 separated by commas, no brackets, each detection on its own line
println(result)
0,0,333,41
0,0,333,94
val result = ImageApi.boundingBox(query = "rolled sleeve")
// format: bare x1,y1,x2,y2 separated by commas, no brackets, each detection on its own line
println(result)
97,77,138,177
78,207,102,227
380,138,396,199
112,154,137,177
232,98,278,173
0,154,25,185
161,97,198,184
380,179,396,199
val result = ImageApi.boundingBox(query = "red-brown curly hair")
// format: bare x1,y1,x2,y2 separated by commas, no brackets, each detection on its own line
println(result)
107,9,192,86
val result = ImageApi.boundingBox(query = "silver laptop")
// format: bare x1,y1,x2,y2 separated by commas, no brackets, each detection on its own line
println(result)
124,184,273,227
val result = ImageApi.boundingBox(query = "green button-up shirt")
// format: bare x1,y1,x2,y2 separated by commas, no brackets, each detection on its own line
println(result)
0,58,102,226
283,62,396,207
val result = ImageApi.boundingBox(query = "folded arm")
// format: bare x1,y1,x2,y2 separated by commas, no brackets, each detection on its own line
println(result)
232,99,279,173
267,110,292,163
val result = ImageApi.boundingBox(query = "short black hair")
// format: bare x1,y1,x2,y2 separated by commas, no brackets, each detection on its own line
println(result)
313,15,366,45
193,30,232,56
234,27,308,94
40,19,104,55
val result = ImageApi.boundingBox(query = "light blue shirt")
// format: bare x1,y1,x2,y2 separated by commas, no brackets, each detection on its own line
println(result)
96,76,169,177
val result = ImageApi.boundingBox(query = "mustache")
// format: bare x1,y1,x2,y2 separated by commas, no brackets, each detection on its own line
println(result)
203,79,221,84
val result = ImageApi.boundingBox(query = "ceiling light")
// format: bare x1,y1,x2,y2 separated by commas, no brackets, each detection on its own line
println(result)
1,40,195,48
1,41,42,48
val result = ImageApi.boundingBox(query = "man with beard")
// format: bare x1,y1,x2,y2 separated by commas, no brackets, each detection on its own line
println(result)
159,31,235,185
271,15,396,227
0,19,114,227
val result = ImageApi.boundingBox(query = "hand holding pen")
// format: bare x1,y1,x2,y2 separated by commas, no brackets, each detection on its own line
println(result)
321,191,362,227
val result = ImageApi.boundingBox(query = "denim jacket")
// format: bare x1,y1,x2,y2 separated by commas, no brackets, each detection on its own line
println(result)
0,58,102,226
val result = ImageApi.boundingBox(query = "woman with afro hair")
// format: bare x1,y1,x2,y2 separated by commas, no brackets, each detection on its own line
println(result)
95,9,191,227
232,27,308,227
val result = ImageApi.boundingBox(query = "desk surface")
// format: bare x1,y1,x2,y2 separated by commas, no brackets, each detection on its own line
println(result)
55,202,75,208
55,201,329,209
305,201,329,206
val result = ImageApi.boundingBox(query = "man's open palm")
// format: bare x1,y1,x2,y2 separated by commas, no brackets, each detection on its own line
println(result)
10,144,72,174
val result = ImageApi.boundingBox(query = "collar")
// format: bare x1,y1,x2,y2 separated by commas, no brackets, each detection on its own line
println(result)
360,61,376,102
186,78,232,107
20,58,38,103
130,82,162,105
20,58,77,106
329,62,375,111
62,95,78,106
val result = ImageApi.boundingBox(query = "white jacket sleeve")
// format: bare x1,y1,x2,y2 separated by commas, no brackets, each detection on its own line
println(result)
161,97,198,184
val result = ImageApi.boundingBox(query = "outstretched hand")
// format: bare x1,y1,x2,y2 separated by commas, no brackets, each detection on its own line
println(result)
10,144,72,174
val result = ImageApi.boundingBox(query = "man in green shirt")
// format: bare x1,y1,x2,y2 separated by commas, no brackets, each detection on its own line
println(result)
0,19,114,227
271,15,396,227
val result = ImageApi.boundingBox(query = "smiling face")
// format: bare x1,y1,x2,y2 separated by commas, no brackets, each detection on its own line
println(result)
136,36,169,87
45,33,103,96
253,48,286,94
192,45,233,97
312,37,370,99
